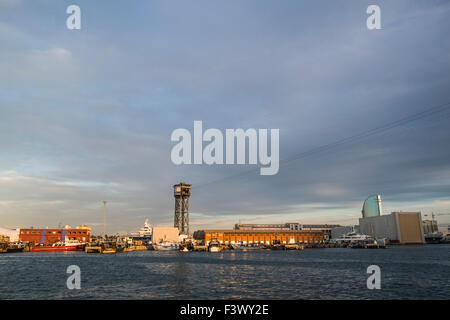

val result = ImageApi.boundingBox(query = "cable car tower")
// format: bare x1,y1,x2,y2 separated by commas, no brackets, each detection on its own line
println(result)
173,182,191,235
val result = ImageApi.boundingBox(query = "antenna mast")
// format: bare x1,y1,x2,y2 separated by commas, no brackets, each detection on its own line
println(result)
103,200,107,238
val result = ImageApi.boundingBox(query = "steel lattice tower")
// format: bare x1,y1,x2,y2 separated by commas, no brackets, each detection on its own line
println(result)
173,182,191,235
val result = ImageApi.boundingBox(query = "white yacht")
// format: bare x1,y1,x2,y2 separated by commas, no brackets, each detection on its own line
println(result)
130,219,153,239
138,219,153,238
333,232,372,243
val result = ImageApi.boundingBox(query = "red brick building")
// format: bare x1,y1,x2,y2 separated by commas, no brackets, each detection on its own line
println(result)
19,227,91,244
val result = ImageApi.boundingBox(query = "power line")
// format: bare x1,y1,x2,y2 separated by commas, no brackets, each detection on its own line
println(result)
192,101,450,190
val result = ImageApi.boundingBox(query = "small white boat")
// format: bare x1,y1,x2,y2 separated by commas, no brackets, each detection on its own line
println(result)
335,232,372,242
209,246,221,252
155,242,179,251
208,238,222,252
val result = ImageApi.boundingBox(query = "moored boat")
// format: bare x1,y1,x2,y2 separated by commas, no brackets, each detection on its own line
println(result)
6,242,25,253
349,242,365,249
64,240,86,250
30,244,79,252
193,244,207,251
101,247,116,254
154,242,179,251
208,238,222,252
269,240,286,250
30,239,85,252
284,244,300,250
100,241,118,254
85,243,102,253
209,246,221,252
425,232,444,244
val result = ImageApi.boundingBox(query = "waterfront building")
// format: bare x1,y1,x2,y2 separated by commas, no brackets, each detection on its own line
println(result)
152,226,180,244
193,229,324,245
19,226,91,244
301,224,342,240
234,223,340,240
234,223,293,231
359,212,424,244
0,227,20,242
361,194,382,218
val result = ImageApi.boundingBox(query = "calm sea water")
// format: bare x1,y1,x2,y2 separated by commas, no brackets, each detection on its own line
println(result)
0,245,449,300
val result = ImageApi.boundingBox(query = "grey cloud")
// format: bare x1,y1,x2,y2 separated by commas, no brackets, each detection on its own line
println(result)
1,1,450,232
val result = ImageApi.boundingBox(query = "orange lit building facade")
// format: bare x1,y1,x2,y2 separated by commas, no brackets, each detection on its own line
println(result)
19,227,91,244
194,229,324,245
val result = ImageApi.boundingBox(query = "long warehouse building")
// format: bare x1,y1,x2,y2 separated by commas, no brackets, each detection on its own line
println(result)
193,229,324,245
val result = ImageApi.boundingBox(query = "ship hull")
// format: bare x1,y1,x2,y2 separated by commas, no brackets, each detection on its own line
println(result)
101,249,116,254
425,237,442,244
155,245,179,251
154,242,179,251
209,246,222,252
85,246,102,253
6,247,24,253
30,246,80,252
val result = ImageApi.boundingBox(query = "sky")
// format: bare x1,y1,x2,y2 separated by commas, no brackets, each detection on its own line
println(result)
1,0,450,234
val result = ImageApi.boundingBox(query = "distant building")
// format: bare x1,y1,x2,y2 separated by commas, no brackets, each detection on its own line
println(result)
362,194,382,218
234,222,341,240
193,229,324,245
0,227,20,242
152,226,180,244
359,212,424,244
19,226,91,244
234,223,294,231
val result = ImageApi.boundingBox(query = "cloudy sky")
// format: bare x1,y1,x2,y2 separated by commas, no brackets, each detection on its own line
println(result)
1,0,450,234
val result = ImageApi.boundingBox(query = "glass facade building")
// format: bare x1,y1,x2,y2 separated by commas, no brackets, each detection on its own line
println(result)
362,194,382,218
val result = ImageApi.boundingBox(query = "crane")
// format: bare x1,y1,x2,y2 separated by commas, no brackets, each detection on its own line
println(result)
424,212,450,221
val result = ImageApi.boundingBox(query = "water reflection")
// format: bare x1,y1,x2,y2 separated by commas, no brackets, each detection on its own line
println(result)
0,246,449,299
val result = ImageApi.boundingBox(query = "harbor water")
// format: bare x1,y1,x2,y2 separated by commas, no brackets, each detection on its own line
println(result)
0,245,449,299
